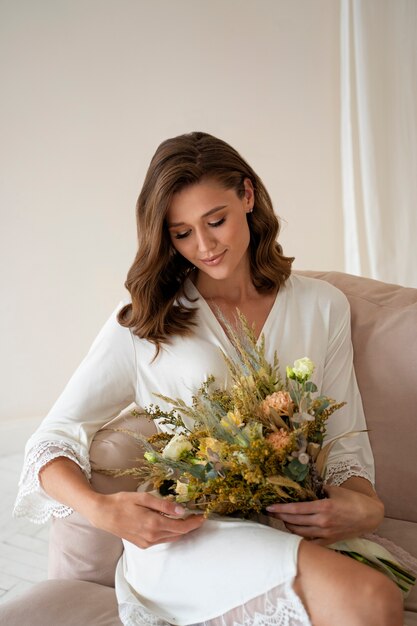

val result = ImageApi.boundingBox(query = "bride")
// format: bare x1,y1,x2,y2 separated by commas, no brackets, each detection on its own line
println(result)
15,132,403,625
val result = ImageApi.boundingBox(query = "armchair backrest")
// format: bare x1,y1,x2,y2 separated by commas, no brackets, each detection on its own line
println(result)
299,271,417,522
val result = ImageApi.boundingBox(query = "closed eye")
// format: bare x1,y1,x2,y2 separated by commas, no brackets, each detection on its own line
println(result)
209,217,226,228
173,217,226,239
174,229,192,240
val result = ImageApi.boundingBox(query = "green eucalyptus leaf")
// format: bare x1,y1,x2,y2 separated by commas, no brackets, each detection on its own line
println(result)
284,459,309,482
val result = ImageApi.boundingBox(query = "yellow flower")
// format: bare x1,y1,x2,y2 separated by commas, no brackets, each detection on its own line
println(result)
243,469,263,484
220,410,244,432
198,437,223,458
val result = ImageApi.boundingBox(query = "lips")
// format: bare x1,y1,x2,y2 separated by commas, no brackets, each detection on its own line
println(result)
200,251,226,266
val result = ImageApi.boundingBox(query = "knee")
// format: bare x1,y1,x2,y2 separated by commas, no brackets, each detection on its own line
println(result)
294,542,404,626
360,574,403,626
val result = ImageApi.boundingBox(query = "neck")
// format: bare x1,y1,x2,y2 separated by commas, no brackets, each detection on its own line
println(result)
194,260,257,305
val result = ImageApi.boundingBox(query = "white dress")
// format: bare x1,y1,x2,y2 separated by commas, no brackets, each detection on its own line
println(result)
14,275,374,625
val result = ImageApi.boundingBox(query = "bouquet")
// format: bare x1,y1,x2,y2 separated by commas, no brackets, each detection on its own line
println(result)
107,314,415,597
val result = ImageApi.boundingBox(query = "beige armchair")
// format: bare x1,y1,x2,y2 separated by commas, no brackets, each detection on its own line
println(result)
1,271,416,625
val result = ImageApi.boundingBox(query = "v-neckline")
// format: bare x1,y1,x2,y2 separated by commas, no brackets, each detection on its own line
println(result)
186,280,281,347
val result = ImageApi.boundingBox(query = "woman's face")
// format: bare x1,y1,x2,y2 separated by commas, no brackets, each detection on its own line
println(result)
166,178,255,282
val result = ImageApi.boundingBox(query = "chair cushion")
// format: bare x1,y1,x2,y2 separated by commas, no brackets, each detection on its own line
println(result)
405,612,417,626
376,517,417,613
48,411,156,586
0,580,122,625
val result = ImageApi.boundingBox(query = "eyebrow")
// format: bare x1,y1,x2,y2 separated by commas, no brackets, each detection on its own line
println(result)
167,205,227,228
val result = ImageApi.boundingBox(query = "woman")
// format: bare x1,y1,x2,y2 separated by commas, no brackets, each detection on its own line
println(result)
15,132,403,625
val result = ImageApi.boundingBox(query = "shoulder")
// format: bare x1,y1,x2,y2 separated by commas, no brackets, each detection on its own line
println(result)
285,273,349,313
284,274,353,351
89,299,134,352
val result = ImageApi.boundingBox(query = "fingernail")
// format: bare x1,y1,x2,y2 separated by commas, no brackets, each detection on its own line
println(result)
175,505,185,515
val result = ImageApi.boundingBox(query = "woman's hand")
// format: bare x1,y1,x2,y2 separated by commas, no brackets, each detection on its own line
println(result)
40,457,205,549
266,482,384,546
88,491,206,549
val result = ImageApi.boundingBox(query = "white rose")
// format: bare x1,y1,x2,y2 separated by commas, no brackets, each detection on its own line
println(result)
162,434,193,461
292,357,315,381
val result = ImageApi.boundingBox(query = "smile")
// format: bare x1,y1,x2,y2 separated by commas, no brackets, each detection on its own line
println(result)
200,251,226,266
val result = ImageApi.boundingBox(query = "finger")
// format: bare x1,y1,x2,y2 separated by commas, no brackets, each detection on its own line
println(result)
136,492,187,518
136,506,204,538
136,514,205,547
158,528,203,543
127,532,184,549
155,511,205,535
266,500,327,514
141,523,208,548
271,512,321,526
285,522,326,536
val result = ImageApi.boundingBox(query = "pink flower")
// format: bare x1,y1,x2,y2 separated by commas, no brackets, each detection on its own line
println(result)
267,429,292,454
261,391,293,416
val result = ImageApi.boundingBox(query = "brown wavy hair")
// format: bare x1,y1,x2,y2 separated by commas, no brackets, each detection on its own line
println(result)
118,131,294,349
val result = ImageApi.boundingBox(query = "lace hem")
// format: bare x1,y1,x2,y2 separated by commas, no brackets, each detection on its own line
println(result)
13,440,91,524
325,456,373,487
119,604,169,626
118,581,311,626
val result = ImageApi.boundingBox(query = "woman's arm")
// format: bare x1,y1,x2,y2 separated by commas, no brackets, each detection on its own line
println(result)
40,457,205,548
15,302,205,543
268,283,382,543
14,304,138,523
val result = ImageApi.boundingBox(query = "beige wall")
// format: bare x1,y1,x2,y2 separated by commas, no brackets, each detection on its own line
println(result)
0,0,342,423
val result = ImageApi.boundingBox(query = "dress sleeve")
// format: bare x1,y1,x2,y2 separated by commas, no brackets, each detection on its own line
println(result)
319,288,375,487
13,303,138,523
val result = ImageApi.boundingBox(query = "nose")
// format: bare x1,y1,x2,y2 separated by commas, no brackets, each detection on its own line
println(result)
195,228,216,256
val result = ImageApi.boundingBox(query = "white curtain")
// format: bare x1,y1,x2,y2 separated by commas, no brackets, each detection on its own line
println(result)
341,0,417,288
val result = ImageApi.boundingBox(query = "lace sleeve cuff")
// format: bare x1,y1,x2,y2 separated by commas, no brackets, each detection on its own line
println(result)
13,441,91,524
324,455,374,487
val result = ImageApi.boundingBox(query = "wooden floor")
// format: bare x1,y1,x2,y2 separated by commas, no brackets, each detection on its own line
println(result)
0,452,49,604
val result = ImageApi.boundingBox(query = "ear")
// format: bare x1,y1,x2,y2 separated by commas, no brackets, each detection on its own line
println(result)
243,178,255,212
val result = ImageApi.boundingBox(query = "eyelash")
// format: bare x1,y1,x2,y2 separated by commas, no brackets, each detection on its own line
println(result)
174,217,226,240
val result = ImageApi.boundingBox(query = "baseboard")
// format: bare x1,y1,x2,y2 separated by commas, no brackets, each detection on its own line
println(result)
0,416,43,455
